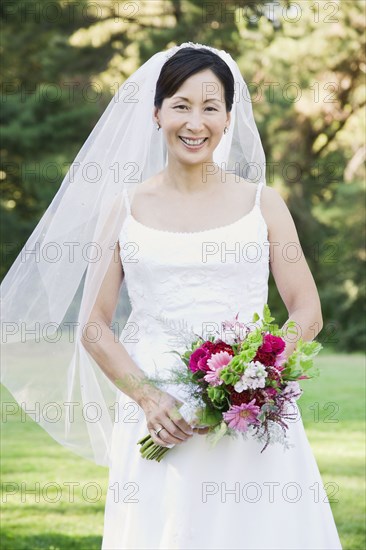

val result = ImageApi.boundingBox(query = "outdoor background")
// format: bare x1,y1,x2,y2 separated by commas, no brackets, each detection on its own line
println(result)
1,1,365,549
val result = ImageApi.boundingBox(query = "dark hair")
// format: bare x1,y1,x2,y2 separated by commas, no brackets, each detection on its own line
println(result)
154,47,234,113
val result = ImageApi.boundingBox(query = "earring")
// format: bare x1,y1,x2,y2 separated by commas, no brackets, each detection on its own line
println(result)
224,127,229,135
156,123,161,130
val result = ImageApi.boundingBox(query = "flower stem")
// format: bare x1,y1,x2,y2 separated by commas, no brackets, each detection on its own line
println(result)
137,433,172,462
137,434,151,445
140,439,155,453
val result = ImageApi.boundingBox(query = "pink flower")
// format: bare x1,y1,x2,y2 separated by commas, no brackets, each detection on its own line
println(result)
223,399,261,432
222,311,240,330
274,349,287,368
189,347,209,373
189,340,234,373
204,351,232,386
221,312,249,344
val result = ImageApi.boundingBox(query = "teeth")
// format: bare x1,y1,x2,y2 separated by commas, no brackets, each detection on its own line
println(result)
180,137,207,146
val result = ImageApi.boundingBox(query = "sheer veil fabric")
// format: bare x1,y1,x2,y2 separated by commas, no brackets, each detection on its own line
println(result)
0,42,267,467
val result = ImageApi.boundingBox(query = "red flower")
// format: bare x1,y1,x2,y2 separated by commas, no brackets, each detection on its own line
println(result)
264,387,278,400
228,384,279,409
228,385,252,406
254,333,285,367
251,387,279,407
189,340,234,373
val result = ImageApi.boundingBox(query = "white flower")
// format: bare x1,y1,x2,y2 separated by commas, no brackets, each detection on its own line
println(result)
283,381,302,400
234,361,268,392
234,378,247,392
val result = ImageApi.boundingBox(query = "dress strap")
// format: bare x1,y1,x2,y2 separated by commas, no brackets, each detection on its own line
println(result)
122,186,131,215
254,181,264,208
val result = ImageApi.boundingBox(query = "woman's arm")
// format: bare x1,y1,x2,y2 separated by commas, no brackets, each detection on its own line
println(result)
80,241,156,406
80,240,195,445
261,186,323,360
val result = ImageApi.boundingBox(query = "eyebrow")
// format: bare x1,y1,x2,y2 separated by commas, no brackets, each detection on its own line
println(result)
171,96,221,103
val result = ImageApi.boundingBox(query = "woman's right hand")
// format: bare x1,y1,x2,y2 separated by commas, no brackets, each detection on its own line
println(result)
140,389,194,447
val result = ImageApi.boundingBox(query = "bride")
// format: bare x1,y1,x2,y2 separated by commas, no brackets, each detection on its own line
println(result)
85,45,342,549
1,43,342,549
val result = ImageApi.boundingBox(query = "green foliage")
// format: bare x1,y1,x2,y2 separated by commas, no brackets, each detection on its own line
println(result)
206,384,228,406
205,420,229,448
281,339,322,380
1,0,364,349
195,405,223,426
219,355,245,385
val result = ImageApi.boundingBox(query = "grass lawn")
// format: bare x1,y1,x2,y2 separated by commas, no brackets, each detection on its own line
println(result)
1,353,365,549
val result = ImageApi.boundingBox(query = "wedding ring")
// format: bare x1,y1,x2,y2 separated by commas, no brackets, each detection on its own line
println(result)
154,426,164,436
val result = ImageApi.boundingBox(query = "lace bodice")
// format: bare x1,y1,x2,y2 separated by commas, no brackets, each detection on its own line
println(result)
118,182,270,351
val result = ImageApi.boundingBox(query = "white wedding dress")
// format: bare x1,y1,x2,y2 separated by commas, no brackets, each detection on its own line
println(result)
101,182,342,550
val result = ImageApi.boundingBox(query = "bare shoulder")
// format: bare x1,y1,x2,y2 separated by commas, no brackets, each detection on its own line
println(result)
261,184,288,213
122,177,156,213
127,174,161,202
260,184,298,240
136,175,160,193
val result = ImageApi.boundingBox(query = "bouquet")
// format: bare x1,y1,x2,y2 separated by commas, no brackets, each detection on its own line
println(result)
137,304,322,461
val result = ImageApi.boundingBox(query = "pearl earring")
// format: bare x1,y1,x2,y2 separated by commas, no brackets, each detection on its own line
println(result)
156,123,161,130
224,127,228,134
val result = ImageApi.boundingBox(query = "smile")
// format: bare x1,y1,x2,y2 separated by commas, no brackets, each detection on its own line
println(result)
179,136,208,147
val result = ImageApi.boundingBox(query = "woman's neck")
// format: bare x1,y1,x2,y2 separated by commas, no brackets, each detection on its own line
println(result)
162,159,222,194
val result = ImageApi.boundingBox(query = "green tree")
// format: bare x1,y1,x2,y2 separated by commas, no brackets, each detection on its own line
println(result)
1,0,364,350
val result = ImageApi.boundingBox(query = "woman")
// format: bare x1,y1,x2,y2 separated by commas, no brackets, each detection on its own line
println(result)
82,47,342,549
1,43,342,549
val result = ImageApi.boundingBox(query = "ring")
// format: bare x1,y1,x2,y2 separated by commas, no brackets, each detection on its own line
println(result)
153,426,164,436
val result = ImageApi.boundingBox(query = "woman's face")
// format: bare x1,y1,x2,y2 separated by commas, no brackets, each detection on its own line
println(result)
153,68,231,165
